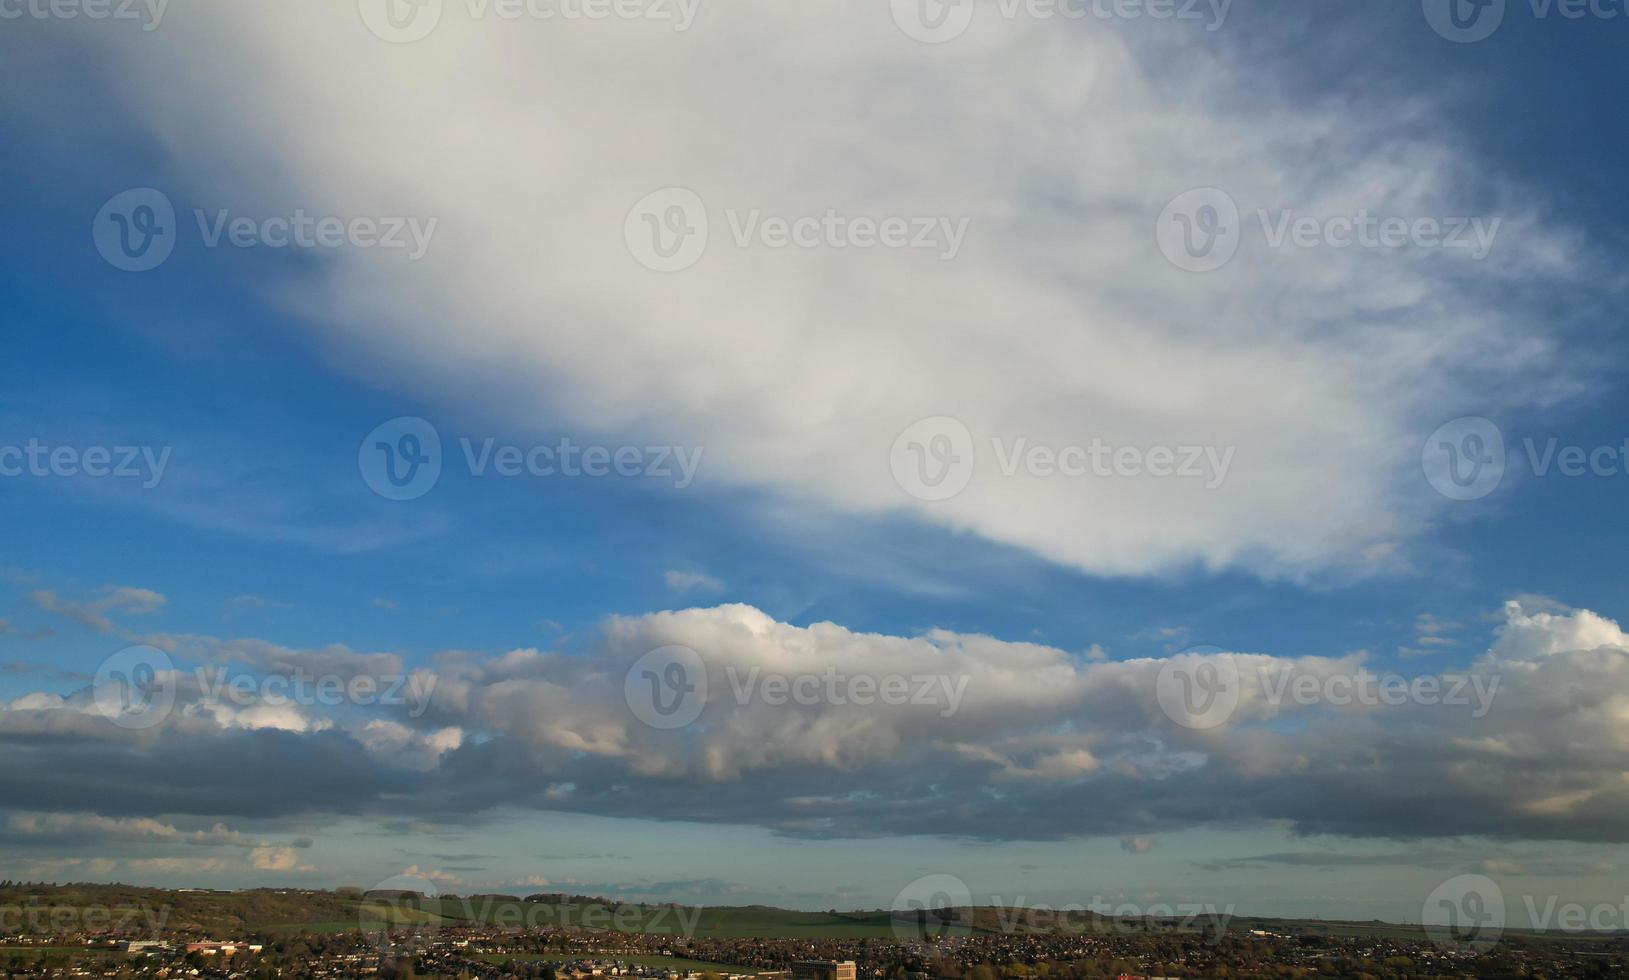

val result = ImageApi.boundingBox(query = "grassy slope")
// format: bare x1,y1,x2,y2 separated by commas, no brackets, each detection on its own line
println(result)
4,886,1624,944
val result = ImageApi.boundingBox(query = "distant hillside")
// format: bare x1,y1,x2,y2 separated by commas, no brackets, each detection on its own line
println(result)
0,883,362,937
5,883,1626,943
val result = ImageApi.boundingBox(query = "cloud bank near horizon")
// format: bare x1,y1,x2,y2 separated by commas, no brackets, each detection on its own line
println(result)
4,596,1628,852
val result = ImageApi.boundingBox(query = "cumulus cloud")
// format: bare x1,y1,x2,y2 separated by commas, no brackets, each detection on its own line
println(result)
20,0,1599,581
3,598,1628,845
249,845,315,872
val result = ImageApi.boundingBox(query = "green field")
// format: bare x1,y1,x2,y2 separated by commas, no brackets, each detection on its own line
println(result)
415,900,944,938
474,953,749,972
7,885,1625,946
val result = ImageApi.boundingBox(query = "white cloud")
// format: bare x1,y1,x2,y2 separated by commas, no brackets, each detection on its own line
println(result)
4,598,1629,843
29,586,167,633
6,812,181,842
249,846,315,872
1488,599,1629,660
40,0,1594,580
410,599,1629,840
665,570,726,594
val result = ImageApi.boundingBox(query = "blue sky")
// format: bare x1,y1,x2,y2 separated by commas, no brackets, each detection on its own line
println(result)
2,0,1629,928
